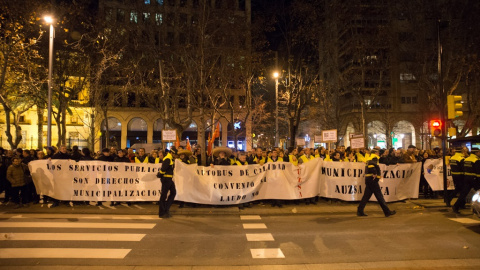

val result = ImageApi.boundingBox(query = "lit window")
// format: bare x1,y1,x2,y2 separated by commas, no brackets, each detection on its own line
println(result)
155,13,163,25
143,12,150,23
130,11,138,23
156,0,164,5
145,0,150,4
400,73,416,81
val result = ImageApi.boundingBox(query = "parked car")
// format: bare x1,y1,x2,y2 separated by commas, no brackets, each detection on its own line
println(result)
472,190,480,218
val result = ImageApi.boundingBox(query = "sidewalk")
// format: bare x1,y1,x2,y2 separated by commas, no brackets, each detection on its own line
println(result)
0,196,450,216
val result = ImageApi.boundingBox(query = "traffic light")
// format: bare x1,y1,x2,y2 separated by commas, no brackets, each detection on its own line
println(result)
447,95,463,119
431,120,442,137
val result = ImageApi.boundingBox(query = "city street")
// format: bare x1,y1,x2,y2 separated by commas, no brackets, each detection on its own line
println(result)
1,200,480,269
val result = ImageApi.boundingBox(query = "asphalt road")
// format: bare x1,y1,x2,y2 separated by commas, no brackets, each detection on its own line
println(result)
1,207,480,269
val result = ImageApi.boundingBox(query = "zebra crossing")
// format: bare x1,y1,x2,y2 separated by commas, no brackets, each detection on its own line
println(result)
0,213,158,259
240,215,285,259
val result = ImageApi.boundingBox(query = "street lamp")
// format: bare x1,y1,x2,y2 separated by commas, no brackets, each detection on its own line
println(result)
44,15,54,147
273,72,279,147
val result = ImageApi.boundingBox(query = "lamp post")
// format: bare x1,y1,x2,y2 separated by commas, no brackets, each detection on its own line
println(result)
273,72,279,148
44,15,54,147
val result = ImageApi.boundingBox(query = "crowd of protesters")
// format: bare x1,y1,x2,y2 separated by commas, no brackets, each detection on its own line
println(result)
0,143,469,210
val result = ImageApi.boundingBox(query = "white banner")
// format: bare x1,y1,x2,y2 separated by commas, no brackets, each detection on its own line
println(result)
29,160,162,201
423,159,454,191
319,162,421,202
29,159,422,204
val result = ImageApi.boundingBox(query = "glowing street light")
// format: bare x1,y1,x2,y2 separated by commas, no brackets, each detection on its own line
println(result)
273,72,279,147
44,15,54,147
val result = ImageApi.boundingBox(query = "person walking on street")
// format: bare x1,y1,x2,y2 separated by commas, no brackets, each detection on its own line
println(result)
157,147,177,218
452,147,480,213
446,147,466,207
357,149,396,217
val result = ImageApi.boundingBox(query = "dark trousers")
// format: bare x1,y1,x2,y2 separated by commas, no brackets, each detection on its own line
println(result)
446,175,464,206
453,177,476,211
11,185,28,205
159,177,176,216
2,180,12,202
358,178,391,215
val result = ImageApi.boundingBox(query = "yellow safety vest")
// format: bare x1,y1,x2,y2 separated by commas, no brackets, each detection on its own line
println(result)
267,157,283,163
288,155,298,166
299,155,314,163
135,156,149,163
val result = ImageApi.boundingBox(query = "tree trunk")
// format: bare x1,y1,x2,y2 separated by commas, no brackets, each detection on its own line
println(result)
37,105,44,149
90,113,95,150
198,110,206,166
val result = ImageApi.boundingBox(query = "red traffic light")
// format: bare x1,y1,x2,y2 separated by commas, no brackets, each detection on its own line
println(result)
431,120,442,137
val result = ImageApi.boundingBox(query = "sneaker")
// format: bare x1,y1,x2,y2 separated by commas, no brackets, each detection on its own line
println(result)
50,201,59,208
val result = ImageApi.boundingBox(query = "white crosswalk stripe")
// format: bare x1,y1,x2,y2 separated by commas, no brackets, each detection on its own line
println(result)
0,248,131,259
0,222,155,229
0,214,157,259
0,233,145,241
449,218,480,224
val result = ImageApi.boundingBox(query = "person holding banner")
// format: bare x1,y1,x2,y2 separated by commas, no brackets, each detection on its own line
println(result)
157,148,177,218
357,149,396,217
135,148,149,164
211,147,232,166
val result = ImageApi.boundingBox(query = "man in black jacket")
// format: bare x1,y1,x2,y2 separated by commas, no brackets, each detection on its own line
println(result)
157,147,177,218
357,149,396,217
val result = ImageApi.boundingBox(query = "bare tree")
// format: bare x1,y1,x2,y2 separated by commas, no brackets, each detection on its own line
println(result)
0,2,46,148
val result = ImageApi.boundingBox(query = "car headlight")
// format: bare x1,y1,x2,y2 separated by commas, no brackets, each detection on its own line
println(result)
473,193,480,203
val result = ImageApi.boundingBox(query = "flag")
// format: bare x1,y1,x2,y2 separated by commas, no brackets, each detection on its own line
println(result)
175,134,180,148
213,122,220,139
186,138,191,151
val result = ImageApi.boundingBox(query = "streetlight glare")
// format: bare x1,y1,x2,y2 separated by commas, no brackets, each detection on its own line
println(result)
44,15,54,24
273,72,279,78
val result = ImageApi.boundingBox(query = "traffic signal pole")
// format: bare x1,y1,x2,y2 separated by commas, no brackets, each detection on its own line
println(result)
438,20,448,205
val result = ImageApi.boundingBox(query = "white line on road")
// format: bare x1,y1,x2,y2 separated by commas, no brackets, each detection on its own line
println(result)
0,233,145,241
243,223,267,229
240,215,261,220
0,213,158,220
449,218,480,224
0,222,156,229
250,248,285,259
0,248,131,259
246,233,274,241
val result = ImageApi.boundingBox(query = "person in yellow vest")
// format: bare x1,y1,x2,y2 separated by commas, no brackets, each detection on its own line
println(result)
453,147,480,213
135,148,149,163
446,147,467,207
157,147,177,218
234,151,249,166
234,152,251,209
298,147,314,164
253,147,266,165
288,147,298,166
267,149,283,163
266,149,283,207
357,149,396,217
149,150,161,164
355,148,367,163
